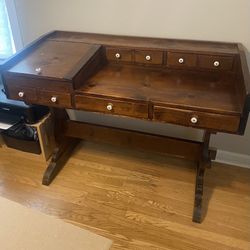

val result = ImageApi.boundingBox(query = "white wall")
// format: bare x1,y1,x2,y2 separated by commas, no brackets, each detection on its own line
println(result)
14,0,250,156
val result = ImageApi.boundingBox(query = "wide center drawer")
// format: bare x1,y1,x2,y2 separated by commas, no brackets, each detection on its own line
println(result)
74,95,148,119
153,106,240,133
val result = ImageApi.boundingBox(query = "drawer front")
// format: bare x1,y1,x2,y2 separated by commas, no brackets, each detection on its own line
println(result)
198,55,234,70
153,106,240,133
167,52,197,68
75,95,148,119
7,85,37,102
37,90,72,108
135,50,163,65
106,47,133,63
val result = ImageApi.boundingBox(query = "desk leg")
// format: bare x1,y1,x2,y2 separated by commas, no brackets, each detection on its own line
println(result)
42,137,80,185
192,131,212,223
42,108,80,186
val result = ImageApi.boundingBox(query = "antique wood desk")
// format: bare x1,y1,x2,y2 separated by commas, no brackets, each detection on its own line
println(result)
1,31,250,223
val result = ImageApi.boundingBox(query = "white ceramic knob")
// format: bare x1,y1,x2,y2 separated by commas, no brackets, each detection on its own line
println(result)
106,103,113,111
115,53,121,59
35,67,42,74
145,55,151,61
51,96,57,103
178,58,184,64
18,91,24,98
191,116,198,124
213,61,220,67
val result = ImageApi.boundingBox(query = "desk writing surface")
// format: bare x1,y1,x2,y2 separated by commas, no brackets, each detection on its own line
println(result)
77,64,241,115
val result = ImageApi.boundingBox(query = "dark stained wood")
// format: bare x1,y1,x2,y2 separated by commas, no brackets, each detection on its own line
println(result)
49,31,239,54
134,50,164,65
72,46,104,89
74,94,148,119
236,44,250,134
8,40,98,79
193,131,212,223
42,108,80,185
63,120,203,161
197,55,234,71
238,44,250,95
3,73,72,93
153,106,240,133
167,52,197,68
106,47,133,63
1,30,249,223
3,40,101,96
42,137,80,185
77,64,241,115
36,90,72,108
7,84,38,102
64,44,102,80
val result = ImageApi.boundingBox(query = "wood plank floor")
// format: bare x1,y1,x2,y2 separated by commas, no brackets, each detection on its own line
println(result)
0,141,249,250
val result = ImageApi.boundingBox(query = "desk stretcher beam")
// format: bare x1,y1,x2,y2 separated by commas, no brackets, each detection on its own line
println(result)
63,120,216,162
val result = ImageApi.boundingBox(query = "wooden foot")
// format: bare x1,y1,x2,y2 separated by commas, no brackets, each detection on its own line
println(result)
192,131,212,223
42,137,80,185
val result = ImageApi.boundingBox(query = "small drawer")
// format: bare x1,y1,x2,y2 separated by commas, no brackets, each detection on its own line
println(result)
106,47,133,63
7,85,37,102
75,95,148,119
198,55,234,70
153,106,240,133
37,90,72,108
167,52,197,68
135,50,163,65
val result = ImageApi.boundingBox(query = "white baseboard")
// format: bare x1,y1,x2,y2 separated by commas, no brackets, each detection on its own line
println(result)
214,150,250,169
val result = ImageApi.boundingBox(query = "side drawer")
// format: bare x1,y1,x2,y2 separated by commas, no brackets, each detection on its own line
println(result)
106,47,133,63
7,85,37,102
75,95,148,119
153,106,240,133
37,90,72,108
167,52,197,68
198,55,234,71
135,50,163,65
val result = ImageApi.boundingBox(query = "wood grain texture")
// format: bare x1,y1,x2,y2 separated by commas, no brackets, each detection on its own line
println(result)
134,50,164,65
74,95,149,119
49,31,239,54
77,64,241,115
167,52,197,68
106,47,133,63
36,90,72,108
63,120,203,161
2,31,249,134
197,55,234,71
0,142,249,250
153,106,240,133
8,40,97,79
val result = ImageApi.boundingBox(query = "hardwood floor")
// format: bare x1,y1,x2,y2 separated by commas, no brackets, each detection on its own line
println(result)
0,141,249,250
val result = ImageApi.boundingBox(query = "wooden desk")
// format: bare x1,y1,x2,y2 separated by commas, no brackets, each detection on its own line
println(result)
1,31,249,223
